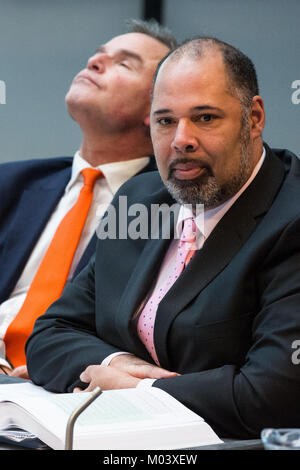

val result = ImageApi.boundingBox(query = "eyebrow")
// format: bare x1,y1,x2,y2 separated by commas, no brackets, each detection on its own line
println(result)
152,105,224,115
95,46,143,64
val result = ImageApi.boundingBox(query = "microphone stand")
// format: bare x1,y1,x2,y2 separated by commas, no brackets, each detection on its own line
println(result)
65,386,102,450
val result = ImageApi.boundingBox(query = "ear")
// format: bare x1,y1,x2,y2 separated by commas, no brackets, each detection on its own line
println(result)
143,115,151,127
249,96,265,140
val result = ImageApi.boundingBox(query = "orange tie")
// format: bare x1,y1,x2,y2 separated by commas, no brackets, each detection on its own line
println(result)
4,168,103,367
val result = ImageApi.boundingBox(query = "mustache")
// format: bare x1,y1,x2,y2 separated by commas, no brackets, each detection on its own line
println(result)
168,158,213,178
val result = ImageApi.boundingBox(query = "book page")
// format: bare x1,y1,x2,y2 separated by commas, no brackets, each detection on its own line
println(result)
51,387,203,428
0,383,201,427
0,383,85,438
0,383,222,449
0,382,202,431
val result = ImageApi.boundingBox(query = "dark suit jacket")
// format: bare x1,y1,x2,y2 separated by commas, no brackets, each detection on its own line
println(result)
0,156,156,304
26,145,300,439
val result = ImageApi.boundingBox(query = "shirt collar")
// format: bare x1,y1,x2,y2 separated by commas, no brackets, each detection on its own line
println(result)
66,151,150,195
176,147,266,242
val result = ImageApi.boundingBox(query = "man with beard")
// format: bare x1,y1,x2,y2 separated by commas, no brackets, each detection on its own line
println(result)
26,37,300,439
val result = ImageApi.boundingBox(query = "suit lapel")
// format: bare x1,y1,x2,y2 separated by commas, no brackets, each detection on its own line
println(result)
154,146,286,368
116,235,172,358
0,169,71,302
73,233,97,277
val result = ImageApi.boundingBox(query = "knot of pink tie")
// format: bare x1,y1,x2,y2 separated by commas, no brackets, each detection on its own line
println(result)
179,217,197,261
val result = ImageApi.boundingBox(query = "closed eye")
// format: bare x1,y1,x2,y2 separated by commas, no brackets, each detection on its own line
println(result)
118,61,130,68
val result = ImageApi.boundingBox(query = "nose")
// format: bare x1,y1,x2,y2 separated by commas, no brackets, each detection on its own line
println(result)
171,119,199,153
87,52,108,73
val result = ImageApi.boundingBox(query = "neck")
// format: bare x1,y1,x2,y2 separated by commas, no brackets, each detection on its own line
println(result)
248,138,264,176
79,128,153,167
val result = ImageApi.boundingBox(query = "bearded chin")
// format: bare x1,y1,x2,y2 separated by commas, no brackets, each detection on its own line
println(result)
166,132,253,210
166,176,219,208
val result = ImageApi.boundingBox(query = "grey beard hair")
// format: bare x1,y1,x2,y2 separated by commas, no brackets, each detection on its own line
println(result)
166,115,253,210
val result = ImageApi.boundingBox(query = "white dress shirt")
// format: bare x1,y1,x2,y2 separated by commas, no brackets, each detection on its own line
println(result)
0,151,150,367
103,148,266,388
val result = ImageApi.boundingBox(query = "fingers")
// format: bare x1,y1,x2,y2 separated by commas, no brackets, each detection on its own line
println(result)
78,364,140,391
73,366,101,393
11,365,30,379
79,364,98,384
77,383,96,393
130,364,179,379
109,354,179,379
77,360,180,393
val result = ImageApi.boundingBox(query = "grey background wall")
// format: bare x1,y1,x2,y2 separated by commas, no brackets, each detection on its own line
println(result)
164,0,300,156
0,0,142,162
0,0,299,163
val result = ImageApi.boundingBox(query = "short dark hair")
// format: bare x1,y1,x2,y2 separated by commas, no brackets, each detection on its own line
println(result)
152,36,259,109
125,18,177,50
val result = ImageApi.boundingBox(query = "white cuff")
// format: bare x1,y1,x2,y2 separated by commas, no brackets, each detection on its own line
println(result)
101,351,133,366
0,358,12,370
0,341,12,370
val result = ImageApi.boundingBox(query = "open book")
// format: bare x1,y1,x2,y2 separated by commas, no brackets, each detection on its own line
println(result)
0,382,222,450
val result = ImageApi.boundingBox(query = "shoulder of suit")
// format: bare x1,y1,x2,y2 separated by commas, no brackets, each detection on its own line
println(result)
0,157,74,195
0,156,73,170
269,146,299,172
265,146,300,222
0,156,73,179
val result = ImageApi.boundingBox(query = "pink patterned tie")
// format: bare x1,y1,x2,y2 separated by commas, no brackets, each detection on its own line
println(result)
137,217,197,365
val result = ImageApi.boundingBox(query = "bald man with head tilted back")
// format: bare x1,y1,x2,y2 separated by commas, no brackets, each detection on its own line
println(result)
0,19,176,381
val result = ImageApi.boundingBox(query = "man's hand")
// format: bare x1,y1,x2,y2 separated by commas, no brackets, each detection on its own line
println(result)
74,364,141,392
0,364,30,379
109,354,178,380
11,365,30,379
73,354,179,393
